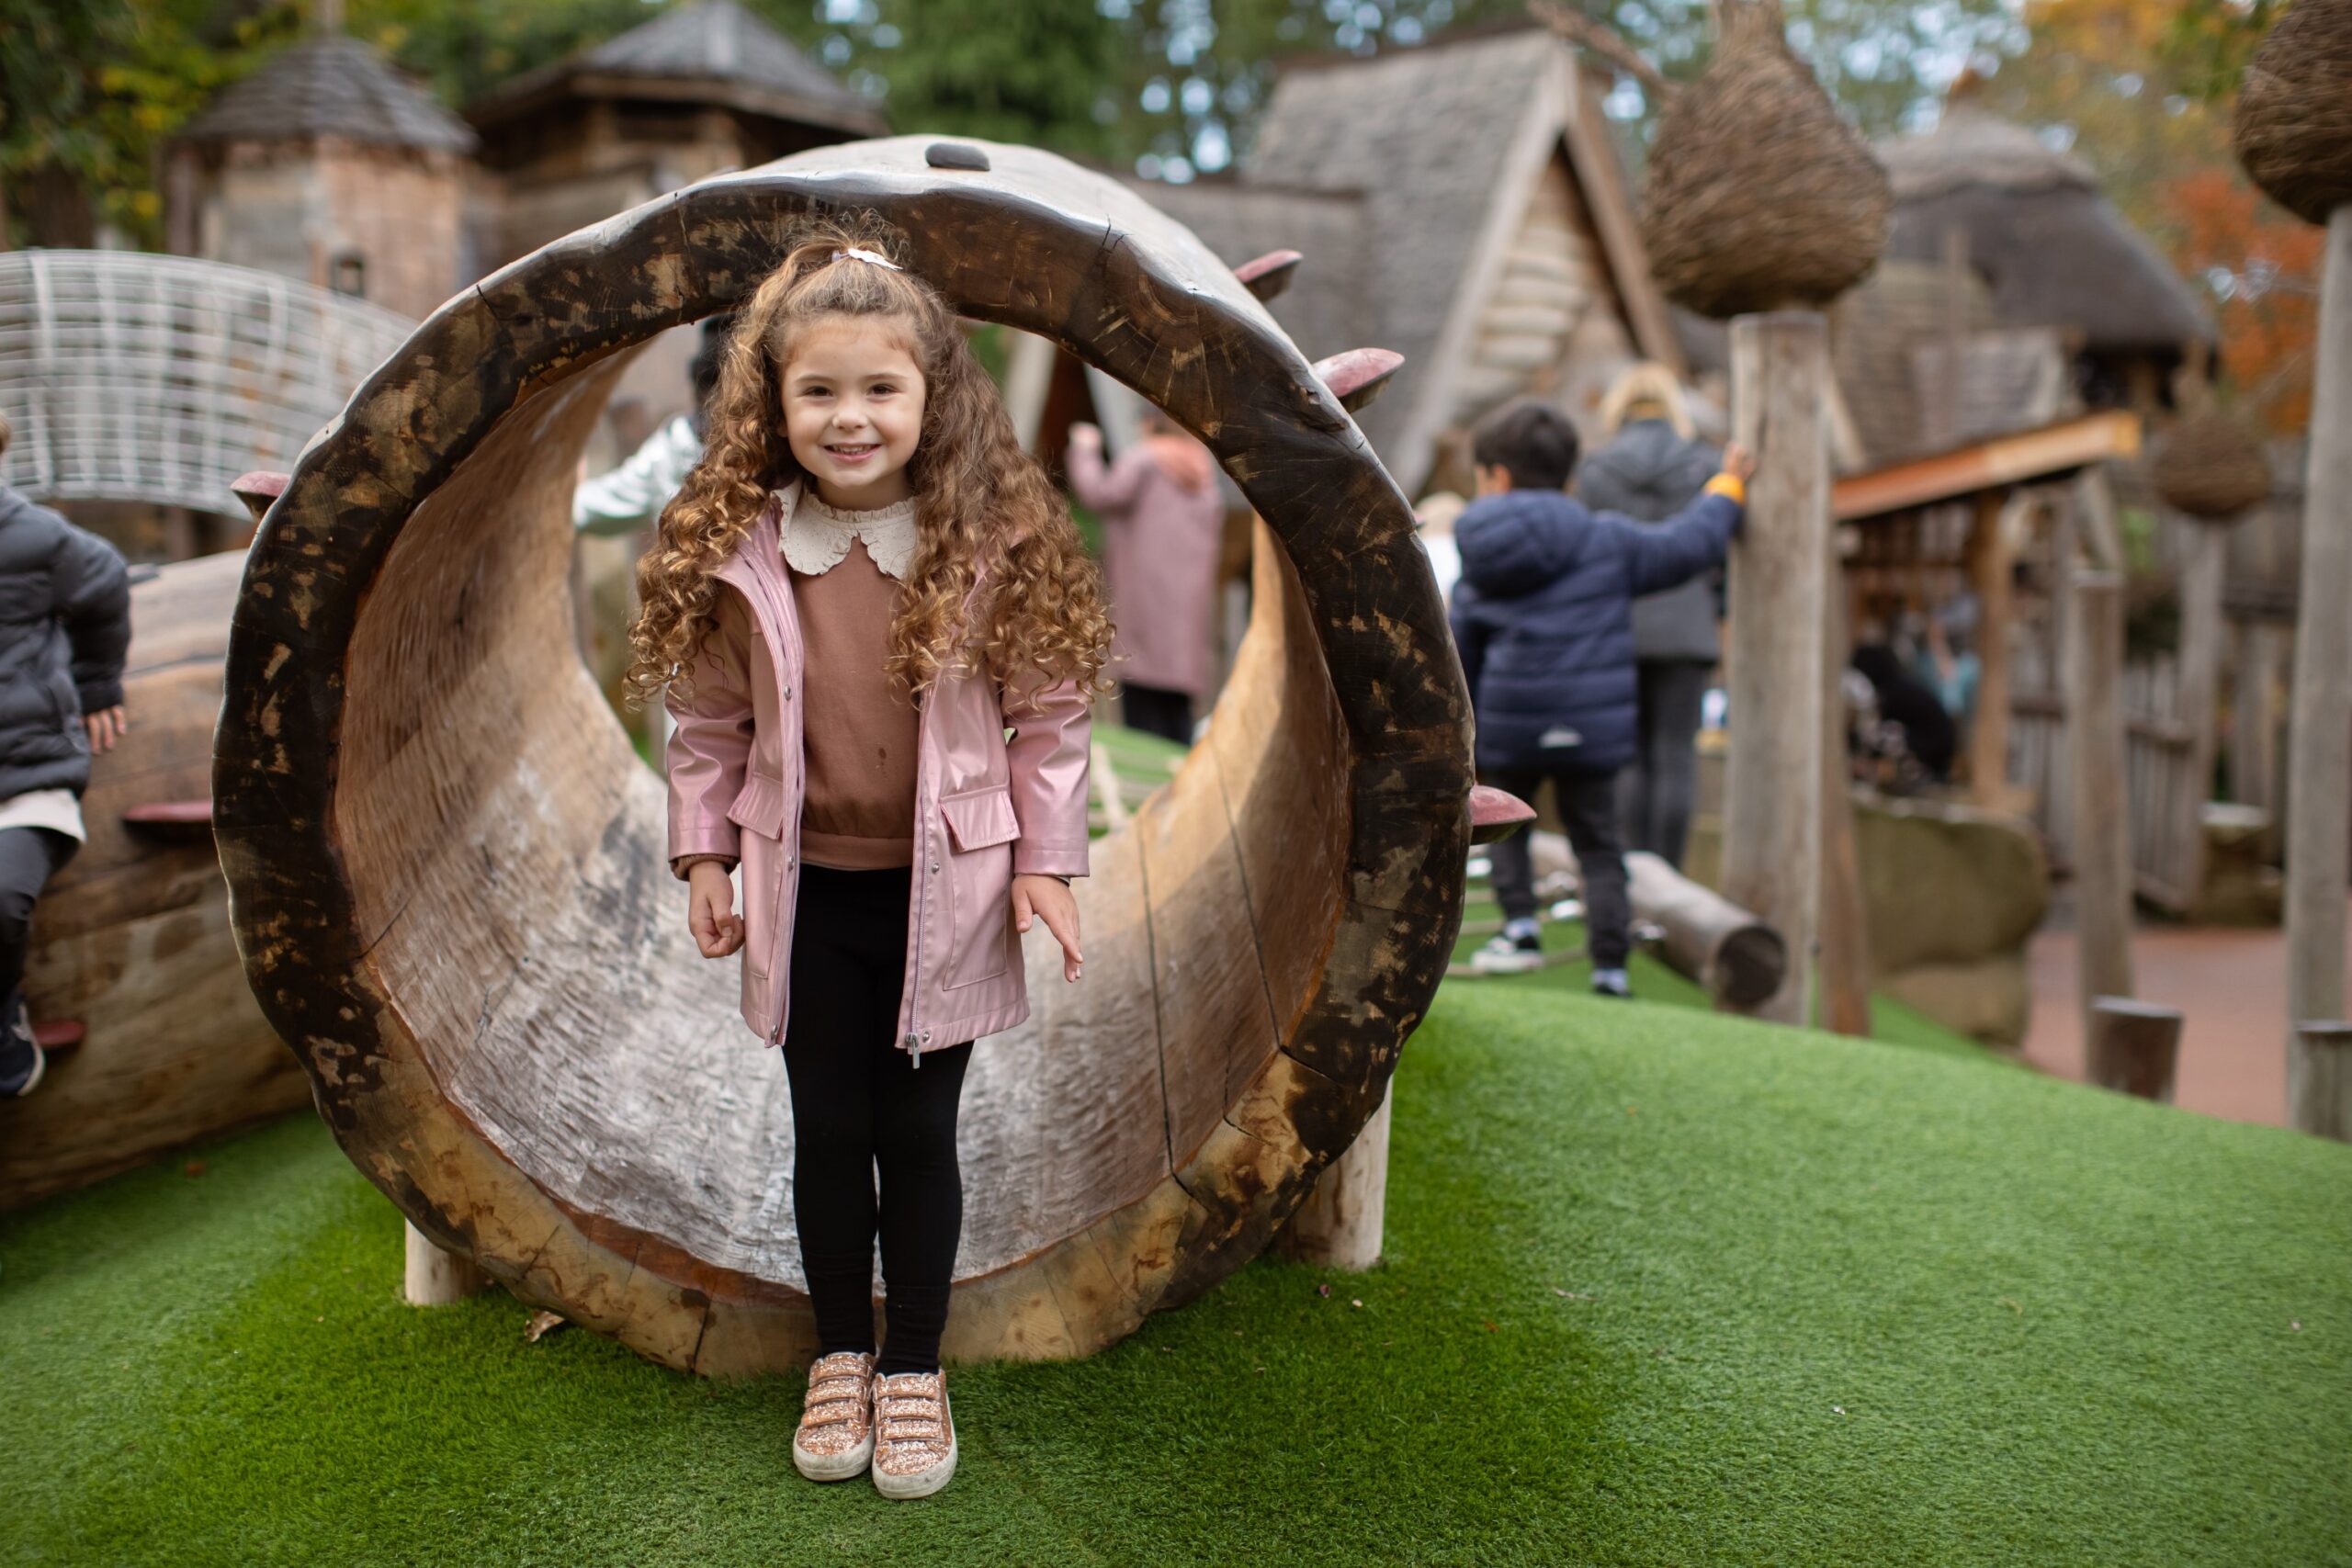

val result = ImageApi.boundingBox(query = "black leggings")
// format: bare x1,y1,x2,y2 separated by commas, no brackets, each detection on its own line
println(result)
1122,683,1193,745
0,827,75,1093
783,862,972,1374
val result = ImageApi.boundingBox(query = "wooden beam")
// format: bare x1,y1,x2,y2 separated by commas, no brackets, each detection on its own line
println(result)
1557,49,1688,378
1818,585,1871,1035
1721,312,1829,1025
2287,208,2352,1126
2066,570,2134,1049
1274,1085,1390,1270
2292,1021,2352,1143
405,1220,492,1305
1966,491,2015,808
1833,412,2143,523
2175,520,2228,908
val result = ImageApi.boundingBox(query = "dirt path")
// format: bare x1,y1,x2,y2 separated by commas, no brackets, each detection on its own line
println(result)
2025,901,2352,1128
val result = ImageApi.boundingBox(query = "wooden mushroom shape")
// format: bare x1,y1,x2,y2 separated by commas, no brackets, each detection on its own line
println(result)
212,138,1472,1373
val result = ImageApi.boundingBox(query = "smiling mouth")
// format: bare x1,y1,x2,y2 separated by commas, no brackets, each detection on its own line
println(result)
825,443,878,459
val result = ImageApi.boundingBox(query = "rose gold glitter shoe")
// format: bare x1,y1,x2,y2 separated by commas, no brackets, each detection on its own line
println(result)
869,1370,957,1499
791,1350,876,1482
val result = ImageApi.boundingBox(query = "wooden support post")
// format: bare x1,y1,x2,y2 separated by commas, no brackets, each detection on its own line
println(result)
1966,490,2015,808
1818,577,1871,1035
1276,1085,1390,1270
2086,997,2183,1103
1722,311,1829,1025
2231,621,2279,818
2291,1022,2352,1143
2066,570,2135,1046
2287,209,2352,1115
404,1220,491,1305
2176,520,2227,906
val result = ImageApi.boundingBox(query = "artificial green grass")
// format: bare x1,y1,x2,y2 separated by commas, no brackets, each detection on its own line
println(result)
6,979,2346,1566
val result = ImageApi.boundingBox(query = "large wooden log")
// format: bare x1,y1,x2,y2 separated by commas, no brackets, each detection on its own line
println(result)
0,552,306,1211
2065,570,2135,1051
1721,311,1830,1024
210,139,1472,1372
2287,209,2352,1123
1627,852,1786,1010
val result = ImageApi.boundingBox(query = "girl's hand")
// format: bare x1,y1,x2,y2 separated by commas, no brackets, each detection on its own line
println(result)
84,705,127,754
1067,423,1102,452
688,862,744,958
1722,442,1758,483
1012,874,1083,983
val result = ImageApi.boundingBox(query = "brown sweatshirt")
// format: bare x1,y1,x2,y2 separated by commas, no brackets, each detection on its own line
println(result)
790,533,920,869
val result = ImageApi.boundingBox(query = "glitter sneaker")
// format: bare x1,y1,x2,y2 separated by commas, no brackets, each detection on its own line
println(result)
791,1350,876,1481
870,1370,957,1499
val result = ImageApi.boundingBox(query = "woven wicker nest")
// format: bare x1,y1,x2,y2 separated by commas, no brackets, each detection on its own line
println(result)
2233,0,2352,227
1640,0,1891,319
2154,411,2273,521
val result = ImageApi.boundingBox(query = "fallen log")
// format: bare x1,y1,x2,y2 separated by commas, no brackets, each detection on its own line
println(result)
1626,851,1787,1010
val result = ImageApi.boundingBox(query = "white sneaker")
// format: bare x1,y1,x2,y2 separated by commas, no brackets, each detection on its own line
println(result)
1469,931,1545,975
870,1370,957,1499
1591,967,1633,999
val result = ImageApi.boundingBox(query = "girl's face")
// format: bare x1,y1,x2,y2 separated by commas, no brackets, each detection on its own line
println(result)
780,316,928,510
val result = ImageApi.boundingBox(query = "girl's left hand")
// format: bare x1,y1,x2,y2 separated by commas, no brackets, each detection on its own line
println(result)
1012,874,1083,983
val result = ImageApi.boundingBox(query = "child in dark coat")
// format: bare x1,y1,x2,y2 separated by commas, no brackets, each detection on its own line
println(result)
1450,399,1750,997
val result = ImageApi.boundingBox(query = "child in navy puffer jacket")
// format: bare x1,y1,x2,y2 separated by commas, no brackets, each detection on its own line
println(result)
1450,398,1751,997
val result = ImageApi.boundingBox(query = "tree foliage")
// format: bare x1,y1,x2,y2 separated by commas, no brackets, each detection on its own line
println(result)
1995,0,2308,431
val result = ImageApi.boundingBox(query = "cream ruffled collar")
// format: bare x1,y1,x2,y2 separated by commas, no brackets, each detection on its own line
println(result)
783,487,918,581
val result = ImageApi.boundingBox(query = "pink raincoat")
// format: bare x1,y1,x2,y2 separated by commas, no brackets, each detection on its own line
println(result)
1066,434,1226,698
665,488,1091,1058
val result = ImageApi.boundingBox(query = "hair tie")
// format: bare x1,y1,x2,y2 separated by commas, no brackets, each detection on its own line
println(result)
831,247,904,272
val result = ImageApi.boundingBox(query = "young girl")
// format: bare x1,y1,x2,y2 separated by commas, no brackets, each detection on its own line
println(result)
627,229,1112,1500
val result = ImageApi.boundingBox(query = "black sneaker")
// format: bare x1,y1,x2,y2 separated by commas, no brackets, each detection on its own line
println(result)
1,998,42,1097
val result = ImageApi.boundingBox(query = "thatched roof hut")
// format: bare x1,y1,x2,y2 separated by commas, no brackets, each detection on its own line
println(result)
1876,102,2212,406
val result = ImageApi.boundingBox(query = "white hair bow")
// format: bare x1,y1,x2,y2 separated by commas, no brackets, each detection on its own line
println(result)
831,247,904,272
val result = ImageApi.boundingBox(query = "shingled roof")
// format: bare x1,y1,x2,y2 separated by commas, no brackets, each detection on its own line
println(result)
1242,30,1569,488
468,0,884,137
1877,103,2211,356
177,33,477,154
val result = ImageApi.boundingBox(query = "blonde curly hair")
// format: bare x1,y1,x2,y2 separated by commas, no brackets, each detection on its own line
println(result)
624,221,1114,709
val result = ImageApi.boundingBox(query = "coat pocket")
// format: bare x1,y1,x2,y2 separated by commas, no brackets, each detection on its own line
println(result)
939,785,1020,852
938,786,1017,991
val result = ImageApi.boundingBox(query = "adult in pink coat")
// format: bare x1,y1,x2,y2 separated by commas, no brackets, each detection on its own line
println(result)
1065,414,1226,744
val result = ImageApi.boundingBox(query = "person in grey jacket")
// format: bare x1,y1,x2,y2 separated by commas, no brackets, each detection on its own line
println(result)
0,413,132,1096
1576,364,1721,871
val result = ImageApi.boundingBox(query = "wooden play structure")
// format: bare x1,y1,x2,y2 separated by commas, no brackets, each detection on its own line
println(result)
0,548,306,1209
212,138,1477,1370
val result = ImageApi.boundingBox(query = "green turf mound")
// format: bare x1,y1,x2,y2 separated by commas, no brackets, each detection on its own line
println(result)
3,983,2344,1566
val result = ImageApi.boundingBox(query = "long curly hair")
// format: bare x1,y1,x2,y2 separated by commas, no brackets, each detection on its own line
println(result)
624,222,1114,708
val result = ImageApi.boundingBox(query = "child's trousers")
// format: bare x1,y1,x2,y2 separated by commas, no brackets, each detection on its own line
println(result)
782,863,972,1374
1483,765,1632,970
